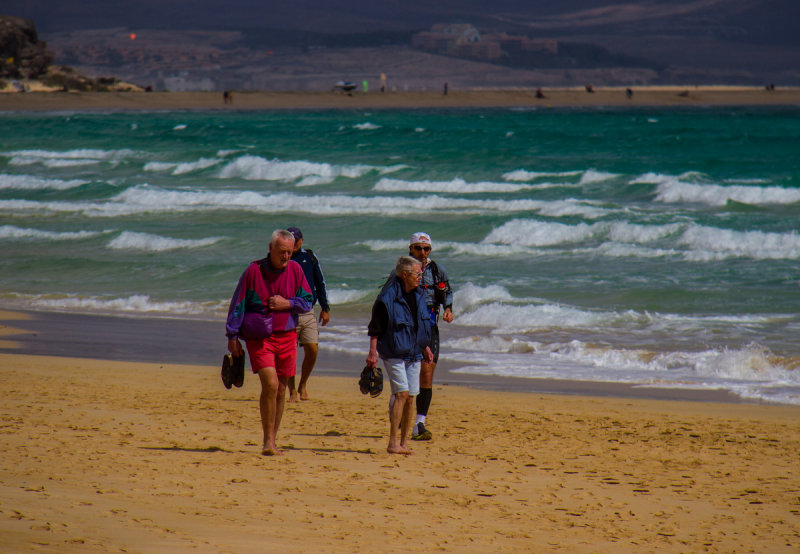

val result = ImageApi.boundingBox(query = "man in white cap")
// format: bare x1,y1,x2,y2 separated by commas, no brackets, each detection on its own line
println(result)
407,232,454,441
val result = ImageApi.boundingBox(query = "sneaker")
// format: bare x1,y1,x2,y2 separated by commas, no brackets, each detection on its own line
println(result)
411,422,432,441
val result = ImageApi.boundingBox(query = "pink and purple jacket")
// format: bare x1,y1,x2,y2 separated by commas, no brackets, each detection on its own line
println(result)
225,258,313,340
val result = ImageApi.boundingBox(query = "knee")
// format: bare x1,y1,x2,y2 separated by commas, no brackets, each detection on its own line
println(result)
395,391,410,403
304,343,319,356
258,368,279,392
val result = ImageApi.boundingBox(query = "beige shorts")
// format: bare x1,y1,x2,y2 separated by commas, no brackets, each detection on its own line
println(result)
296,310,319,345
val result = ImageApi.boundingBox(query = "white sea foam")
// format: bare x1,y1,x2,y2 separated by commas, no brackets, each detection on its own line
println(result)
447,338,800,404
327,287,372,304
173,124,188,130
218,155,375,182
678,225,800,261
452,282,778,337
107,231,222,252
144,158,222,175
0,225,103,241
295,176,336,187
0,174,87,190
0,186,617,218
579,169,619,185
6,148,134,160
655,180,800,206
453,282,515,312
5,148,137,168
485,219,800,261
486,219,675,248
631,171,674,184
25,293,224,316
353,122,381,130
143,162,176,172
502,169,582,181
360,239,406,251
456,301,609,331
381,164,408,174
374,177,533,193
360,239,537,258
43,159,103,167
484,219,595,247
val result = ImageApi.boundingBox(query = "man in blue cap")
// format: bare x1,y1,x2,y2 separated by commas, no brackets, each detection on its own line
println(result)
286,226,331,401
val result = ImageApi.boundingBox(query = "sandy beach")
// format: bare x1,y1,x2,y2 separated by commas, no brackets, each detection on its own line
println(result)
1,309,799,552
1,87,800,112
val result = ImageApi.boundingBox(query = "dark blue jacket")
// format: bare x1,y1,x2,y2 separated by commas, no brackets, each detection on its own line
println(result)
291,248,330,312
372,277,431,361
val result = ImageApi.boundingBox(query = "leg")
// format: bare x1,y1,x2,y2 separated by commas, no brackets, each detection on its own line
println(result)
413,361,434,440
288,374,298,402
399,393,416,451
296,342,318,400
419,359,436,388
414,326,438,439
417,360,435,420
388,391,412,455
274,375,289,438
289,311,317,402
257,367,282,455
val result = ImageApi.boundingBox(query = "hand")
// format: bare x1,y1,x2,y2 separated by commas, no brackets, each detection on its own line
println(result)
366,350,378,369
319,310,330,326
227,338,243,357
423,346,433,363
268,295,290,311
443,308,454,323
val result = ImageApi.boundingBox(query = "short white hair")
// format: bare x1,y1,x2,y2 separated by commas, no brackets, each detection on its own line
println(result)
395,256,420,275
270,229,295,246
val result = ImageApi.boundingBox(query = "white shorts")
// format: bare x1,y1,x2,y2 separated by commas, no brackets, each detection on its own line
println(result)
381,357,421,396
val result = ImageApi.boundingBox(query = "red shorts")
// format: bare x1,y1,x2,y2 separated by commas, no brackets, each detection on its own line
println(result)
245,331,298,378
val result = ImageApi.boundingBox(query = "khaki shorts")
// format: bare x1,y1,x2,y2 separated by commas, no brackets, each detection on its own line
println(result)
296,310,319,345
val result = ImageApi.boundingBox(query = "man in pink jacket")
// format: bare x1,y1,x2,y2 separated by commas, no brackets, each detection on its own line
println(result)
226,229,312,455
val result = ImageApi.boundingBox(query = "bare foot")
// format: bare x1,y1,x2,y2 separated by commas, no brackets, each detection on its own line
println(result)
288,391,299,403
387,445,414,455
298,387,310,401
262,444,283,456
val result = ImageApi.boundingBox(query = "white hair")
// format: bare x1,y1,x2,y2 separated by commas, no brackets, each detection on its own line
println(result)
270,229,295,246
395,256,420,275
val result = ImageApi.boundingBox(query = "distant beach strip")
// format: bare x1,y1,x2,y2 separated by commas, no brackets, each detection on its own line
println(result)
1,87,800,111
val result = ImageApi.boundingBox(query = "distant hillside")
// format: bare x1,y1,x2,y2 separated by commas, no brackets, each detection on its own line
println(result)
5,1,799,89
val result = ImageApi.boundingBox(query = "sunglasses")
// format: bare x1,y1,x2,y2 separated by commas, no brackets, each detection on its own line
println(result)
412,245,431,252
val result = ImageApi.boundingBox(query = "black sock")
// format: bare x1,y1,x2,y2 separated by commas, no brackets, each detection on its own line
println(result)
416,387,432,416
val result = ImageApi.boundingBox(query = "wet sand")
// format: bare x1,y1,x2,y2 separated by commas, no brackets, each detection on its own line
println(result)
1,309,799,552
1,87,799,112
0,309,742,403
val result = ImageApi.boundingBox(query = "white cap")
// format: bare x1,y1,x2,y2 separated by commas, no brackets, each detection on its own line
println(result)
409,232,432,248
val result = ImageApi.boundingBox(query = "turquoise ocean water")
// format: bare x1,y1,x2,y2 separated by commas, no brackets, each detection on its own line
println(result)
1,106,799,403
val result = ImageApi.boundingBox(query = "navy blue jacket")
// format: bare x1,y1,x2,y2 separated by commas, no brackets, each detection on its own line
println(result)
369,277,431,361
290,248,330,312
